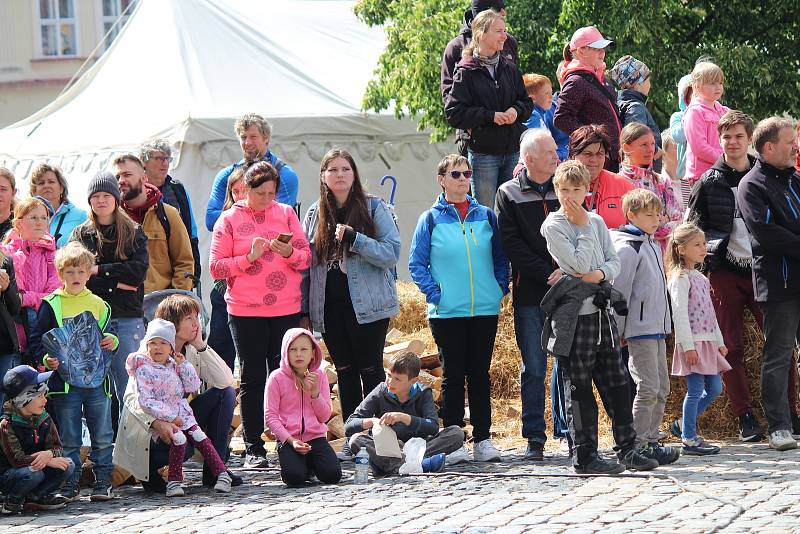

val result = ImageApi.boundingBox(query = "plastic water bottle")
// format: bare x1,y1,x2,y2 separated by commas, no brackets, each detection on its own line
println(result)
354,449,370,485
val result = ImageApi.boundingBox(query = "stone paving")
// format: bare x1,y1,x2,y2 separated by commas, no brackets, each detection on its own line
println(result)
2,442,800,533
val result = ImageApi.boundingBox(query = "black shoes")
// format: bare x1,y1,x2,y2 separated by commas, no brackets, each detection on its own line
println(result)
574,455,625,475
524,440,545,461
739,412,765,442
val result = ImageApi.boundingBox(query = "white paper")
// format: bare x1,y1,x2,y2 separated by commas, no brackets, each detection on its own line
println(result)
372,423,403,458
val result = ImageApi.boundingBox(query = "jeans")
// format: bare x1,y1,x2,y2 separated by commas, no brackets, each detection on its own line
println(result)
760,299,800,433
514,305,548,444
468,150,519,210
0,462,75,498
50,385,114,487
107,317,144,404
681,373,723,440
0,352,20,405
208,287,236,371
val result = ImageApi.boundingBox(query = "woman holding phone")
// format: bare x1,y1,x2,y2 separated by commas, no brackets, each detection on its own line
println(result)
301,147,400,460
209,161,310,469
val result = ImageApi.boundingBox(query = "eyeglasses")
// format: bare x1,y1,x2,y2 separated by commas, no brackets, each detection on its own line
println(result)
446,170,473,180
23,216,49,223
150,156,173,163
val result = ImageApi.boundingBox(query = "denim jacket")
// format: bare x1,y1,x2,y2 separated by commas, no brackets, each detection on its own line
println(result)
301,197,400,333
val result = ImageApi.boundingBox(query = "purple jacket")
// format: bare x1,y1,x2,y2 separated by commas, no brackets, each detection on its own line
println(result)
127,352,201,430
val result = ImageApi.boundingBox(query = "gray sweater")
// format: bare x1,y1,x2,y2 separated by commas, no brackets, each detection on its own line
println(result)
541,211,620,314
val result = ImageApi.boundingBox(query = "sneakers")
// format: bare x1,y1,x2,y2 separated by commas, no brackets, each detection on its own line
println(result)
165,481,185,497
336,441,354,462
524,440,544,461
203,470,243,488
214,471,232,493
89,481,114,502
573,456,625,475
682,436,720,455
620,449,658,471
26,493,68,511
739,412,765,442
640,443,680,465
1,496,24,515
669,420,682,439
444,444,470,466
421,453,446,473
472,439,502,462
244,453,270,468
792,413,800,439
768,429,798,451
60,483,80,501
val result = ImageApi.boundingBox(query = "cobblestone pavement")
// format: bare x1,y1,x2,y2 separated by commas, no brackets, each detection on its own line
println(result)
2,442,800,533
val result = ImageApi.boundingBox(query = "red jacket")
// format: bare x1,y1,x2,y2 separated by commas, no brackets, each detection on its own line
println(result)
586,170,634,230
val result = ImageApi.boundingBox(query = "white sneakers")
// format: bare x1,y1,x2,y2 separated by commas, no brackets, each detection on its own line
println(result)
768,429,797,451
445,444,470,466
166,481,184,497
214,471,232,493
472,439,502,462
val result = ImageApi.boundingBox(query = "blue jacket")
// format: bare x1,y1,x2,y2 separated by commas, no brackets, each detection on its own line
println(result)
205,151,299,230
524,101,569,161
409,194,509,319
50,201,87,248
618,88,662,173
300,197,400,332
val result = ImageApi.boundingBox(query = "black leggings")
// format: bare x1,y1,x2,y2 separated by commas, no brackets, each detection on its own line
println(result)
277,437,341,487
229,313,300,455
322,299,389,421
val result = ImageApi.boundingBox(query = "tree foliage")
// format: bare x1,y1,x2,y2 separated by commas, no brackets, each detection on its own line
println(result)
354,0,800,143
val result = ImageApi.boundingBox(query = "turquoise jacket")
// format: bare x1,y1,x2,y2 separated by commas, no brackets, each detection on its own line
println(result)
50,201,87,248
409,194,509,319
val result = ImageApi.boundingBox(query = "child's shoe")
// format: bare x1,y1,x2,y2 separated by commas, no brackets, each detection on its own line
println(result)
473,439,502,462
336,441,355,462
524,440,545,461
682,436,720,455
166,481,185,497
1,495,24,515
620,449,658,471
739,412,765,442
89,481,114,502
573,456,625,475
60,483,80,501
768,429,797,451
791,412,800,440
421,453,446,473
25,493,68,511
669,420,682,439
214,471,232,493
444,444,470,466
643,442,680,465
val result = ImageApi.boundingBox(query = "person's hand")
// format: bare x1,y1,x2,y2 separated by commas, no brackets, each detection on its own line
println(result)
379,412,412,426
302,371,320,398
362,417,381,430
504,107,518,123
46,356,60,370
685,349,699,366
247,237,269,263
116,282,137,291
299,316,312,331
719,345,728,357
547,269,562,286
172,416,183,428
151,420,178,444
100,335,115,350
334,224,353,242
290,438,312,455
47,457,72,471
30,450,53,471
563,198,589,226
269,238,293,258
0,270,9,292
190,326,205,350
493,112,509,125
578,270,605,284
174,351,186,366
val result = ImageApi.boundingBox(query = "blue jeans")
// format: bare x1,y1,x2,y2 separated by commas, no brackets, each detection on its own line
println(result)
107,317,144,403
468,150,519,210
50,385,114,487
682,373,723,440
0,352,20,405
0,462,75,498
208,287,236,371
515,305,549,444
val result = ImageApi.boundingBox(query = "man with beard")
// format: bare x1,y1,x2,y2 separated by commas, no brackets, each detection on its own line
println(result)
113,155,194,294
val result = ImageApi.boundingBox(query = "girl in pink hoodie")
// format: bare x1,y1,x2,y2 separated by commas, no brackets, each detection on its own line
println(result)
2,197,60,363
683,62,730,184
265,328,342,487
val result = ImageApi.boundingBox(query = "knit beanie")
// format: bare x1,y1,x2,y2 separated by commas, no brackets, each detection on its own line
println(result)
471,0,505,17
142,318,176,351
87,171,121,203
610,55,651,90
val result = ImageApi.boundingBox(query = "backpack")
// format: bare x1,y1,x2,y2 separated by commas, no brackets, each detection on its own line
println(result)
42,310,112,389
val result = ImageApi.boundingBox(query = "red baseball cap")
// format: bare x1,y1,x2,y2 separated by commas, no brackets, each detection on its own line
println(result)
569,26,614,51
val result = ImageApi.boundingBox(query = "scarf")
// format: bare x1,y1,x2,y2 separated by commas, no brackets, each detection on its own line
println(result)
473,49,500,72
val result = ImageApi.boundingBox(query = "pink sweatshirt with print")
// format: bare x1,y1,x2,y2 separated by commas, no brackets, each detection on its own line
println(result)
264,328,331,444
683,98,731,183
209,200,310,317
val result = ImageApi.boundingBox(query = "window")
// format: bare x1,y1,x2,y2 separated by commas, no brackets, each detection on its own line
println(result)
99,0,138,51
37,0,79,57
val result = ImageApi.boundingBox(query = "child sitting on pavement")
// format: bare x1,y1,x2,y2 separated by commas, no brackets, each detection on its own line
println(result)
344,351,465,476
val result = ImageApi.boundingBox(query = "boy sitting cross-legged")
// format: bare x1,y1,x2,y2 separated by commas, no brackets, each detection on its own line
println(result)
344,351,466,476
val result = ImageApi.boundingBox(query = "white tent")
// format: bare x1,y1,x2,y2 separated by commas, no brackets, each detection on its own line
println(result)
0,0,450,289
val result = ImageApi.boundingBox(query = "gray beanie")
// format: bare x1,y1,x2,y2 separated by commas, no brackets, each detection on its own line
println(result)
87,171,121,203
141,318,176,352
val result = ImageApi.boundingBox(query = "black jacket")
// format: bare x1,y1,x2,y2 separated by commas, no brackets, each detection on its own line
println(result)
344,383,439,443
440,8,518,100
496,168,560,306
0,256,21,357
444,55,533,155
737,158,800,303
687,154,754,275
69,223,148,318
159,175,201,281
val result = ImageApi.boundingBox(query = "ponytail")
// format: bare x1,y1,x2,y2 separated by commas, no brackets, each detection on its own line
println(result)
563,42,573,62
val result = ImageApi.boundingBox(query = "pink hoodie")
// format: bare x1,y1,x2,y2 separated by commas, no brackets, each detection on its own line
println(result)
264,328,331,444
683,98,731,183
209,200,310,317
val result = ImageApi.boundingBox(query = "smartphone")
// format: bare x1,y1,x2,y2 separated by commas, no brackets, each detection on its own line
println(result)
277,232,293,244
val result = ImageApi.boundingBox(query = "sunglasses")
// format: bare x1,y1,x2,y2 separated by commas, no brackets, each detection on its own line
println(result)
445,170,473,180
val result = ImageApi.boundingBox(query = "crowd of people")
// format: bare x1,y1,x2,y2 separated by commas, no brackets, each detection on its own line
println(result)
1,0,800,516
